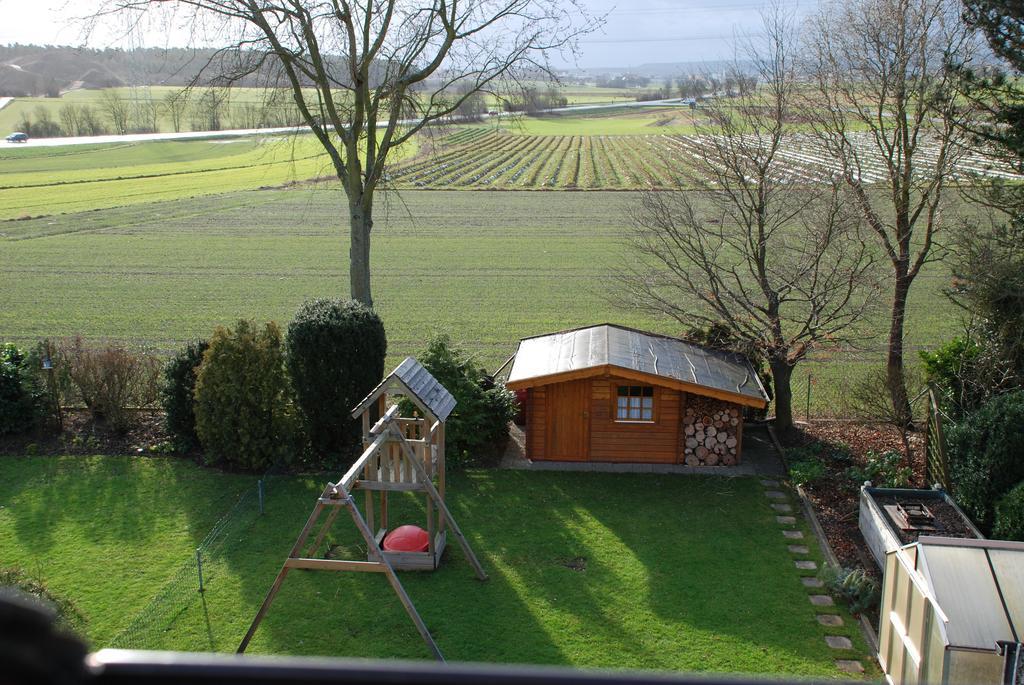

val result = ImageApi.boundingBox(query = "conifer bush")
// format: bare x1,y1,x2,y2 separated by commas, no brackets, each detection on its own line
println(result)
194,320,296,471
160,340,209,452
286,299,386,461
0,344,45,436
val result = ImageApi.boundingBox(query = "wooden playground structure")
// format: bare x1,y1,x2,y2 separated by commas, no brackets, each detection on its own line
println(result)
237,358,488,661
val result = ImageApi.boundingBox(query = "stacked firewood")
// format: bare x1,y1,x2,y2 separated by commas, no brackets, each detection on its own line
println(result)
681,398,740,466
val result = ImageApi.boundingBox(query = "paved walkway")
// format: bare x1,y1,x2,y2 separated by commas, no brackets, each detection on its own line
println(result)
499,422,786,476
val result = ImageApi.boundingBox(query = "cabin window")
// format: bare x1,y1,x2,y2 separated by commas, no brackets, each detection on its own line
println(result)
616,385,654,422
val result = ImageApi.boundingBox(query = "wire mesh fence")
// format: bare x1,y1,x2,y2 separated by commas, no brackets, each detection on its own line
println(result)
109,466,278,650
785,355,931,423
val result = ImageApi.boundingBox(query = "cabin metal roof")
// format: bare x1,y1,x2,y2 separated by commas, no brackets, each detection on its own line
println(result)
911,537,1024,651
351,357,456,422
506,324,768,406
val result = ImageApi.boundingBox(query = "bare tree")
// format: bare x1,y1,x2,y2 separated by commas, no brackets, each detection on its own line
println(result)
161,90,189,133
59,104,83,137
132,92,160,133
99,88,131,135
98,1,598,307
78,105,107,136
621,8,878,433
190,87,231,132
804,0,974,427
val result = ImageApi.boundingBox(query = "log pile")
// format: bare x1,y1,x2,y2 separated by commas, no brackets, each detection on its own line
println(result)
681,397,741,466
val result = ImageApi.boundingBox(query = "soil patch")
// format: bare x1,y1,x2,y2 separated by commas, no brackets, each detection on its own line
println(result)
787,421,928,579
0,409,175,458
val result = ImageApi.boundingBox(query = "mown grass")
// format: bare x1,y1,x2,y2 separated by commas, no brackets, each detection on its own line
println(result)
0,455,253,646
0,188,960,415
0,454,874,676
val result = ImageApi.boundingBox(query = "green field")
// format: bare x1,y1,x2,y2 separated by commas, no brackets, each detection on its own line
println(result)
0,455,874,675
0,187,959,415
0,135,415,219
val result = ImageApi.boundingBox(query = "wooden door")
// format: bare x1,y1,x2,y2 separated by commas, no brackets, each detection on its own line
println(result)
545,380,590,461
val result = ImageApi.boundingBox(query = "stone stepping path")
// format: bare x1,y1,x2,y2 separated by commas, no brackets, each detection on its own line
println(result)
759,474,864,678
836,659,865,674
825,635,854,649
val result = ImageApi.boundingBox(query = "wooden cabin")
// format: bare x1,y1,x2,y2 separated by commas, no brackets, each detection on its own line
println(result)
505,324,769,465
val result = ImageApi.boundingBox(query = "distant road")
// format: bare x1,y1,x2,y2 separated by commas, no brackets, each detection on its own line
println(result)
7,125,307,148
546,97,685,114
0,97,12,111
3,97,689,149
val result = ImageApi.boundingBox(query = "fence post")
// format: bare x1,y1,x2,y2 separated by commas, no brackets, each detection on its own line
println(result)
805,373,812,422
196,548,204,593
258,479,265,515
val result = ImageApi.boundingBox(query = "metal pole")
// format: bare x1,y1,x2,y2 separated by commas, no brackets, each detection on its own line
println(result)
258,479,265,515
805,374,812,422
196,548,204,593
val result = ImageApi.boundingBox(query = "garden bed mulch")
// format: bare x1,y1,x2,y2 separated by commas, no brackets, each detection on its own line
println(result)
785,421,928,580
0,410,173,458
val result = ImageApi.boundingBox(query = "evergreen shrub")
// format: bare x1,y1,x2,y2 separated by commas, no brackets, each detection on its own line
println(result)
160,340,209,452
286,299,386,462
194,320,296,471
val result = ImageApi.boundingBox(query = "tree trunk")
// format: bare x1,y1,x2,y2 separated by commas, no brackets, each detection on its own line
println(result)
771,359,795,434
888,272,913,429
349,201,373,307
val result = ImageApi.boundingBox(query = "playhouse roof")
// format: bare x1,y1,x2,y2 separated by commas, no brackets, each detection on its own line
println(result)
351,357,456,422
909,537,1024,651
505,324,768,408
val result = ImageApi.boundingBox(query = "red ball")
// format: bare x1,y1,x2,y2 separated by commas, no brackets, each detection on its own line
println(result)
382,524,430,553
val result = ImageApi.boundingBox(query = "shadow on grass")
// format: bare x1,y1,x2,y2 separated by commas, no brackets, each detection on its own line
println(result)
1,455,247,554
0,455,254,645
184,469,847,675
199,473,566,663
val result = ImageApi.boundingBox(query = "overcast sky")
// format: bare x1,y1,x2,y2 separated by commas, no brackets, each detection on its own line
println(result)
0,0,819,69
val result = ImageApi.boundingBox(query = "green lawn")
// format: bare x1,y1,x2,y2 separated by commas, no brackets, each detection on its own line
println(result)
0,455,254,645
0,454,874,676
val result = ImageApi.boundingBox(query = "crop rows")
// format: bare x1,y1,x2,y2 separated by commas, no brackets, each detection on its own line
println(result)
390,127,1023,189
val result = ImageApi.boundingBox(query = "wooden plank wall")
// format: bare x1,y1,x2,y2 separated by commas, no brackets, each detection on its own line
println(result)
589,377,680,463
525,387,547,459
525,377,746,464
